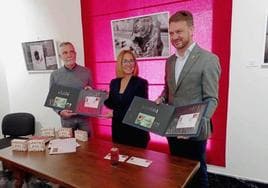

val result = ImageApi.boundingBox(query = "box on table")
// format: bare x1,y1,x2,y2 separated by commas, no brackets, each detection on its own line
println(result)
74,130,88,142
41,128,55,137
57,128,73,138
28,138,46,152
11,139,28,151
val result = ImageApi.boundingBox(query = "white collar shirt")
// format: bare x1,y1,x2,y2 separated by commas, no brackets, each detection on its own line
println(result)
174,42,196,84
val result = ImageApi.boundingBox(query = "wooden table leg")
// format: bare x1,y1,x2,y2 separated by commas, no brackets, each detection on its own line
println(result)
12,170,25,188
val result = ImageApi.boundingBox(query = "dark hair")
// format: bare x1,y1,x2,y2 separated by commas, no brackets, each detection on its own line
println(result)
169,10,194,26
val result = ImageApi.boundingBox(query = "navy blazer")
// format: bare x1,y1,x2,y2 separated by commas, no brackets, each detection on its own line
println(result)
105,76,148,121
104,76,150,148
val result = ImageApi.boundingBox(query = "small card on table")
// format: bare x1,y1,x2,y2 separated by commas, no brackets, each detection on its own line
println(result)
126,156,152,167
104,153,129,162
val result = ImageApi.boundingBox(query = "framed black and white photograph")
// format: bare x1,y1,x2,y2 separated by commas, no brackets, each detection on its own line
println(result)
111,12,170,59
22,39,58,72
263,16,268,65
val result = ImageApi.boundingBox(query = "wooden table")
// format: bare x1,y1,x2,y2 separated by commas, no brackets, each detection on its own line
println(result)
0,138,199,188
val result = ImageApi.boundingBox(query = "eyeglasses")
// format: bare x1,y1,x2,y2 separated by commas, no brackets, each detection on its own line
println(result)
122,59,135,64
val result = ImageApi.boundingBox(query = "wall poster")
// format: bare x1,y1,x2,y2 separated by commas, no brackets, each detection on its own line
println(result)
22,39,58,72
111,12,170,59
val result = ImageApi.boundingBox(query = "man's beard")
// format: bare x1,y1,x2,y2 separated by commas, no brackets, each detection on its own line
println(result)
172,39,189,50
64,60,76,68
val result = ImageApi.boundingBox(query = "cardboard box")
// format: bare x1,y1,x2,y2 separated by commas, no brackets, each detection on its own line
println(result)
11,139,28,151
74,130,88,142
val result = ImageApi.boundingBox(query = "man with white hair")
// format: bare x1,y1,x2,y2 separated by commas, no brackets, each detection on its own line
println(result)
49,42,93,135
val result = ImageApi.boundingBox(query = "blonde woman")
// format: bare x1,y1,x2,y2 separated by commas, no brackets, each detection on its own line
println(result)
104,50,150,148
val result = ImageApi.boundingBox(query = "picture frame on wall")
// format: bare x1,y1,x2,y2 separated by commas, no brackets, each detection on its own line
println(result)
111,12,170,59
22,39,58,72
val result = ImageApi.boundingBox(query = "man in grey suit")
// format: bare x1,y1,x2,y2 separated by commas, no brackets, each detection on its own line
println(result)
156,10,221,187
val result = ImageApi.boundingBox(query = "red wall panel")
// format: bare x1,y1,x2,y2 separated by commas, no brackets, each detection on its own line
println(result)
81,0,232,167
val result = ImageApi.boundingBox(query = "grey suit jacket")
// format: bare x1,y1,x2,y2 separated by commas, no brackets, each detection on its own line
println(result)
161,44,221,140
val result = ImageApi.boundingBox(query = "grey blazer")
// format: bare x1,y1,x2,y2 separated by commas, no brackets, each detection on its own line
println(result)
161,44,221,140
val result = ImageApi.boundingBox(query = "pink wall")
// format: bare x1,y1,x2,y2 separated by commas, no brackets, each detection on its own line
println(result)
81,0,232,166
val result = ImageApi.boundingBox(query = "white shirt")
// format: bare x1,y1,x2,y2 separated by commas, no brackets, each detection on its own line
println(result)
174,42,196,84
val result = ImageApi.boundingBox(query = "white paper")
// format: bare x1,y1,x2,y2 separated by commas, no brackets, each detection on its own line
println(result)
104,153,129,162
45,56,57,66
84,96,100,108
126,156,152,167
49,138,77,154
176,113,199,128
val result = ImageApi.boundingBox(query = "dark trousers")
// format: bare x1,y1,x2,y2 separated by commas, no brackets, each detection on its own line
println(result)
167,137,208,188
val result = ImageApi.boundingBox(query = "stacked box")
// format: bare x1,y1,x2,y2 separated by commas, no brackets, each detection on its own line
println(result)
41,128,55,137
11,139,28,151
74,130,88,142
58,128,73,138
28,139,46,152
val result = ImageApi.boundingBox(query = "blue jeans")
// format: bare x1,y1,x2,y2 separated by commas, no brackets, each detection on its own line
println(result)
167,138,208,188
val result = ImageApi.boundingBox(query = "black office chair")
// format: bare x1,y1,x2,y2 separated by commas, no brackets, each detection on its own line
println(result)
0,112,35,149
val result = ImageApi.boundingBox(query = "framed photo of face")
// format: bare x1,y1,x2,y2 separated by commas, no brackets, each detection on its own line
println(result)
111,12,170,60
22,39,59,72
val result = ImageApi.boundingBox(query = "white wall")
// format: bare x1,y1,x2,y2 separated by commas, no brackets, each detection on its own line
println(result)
0,59,10,130
0,0,84,133
208,0,268,184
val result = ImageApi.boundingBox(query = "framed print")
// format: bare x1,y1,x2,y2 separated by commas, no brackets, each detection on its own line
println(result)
111,12,170,59
123,96,208,137
22,39,58,72
44,84,108,117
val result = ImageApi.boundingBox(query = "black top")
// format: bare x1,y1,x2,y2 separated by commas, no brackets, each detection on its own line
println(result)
104,76,150,148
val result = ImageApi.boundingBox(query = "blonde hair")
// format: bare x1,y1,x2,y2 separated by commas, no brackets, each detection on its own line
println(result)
116,50,139,78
